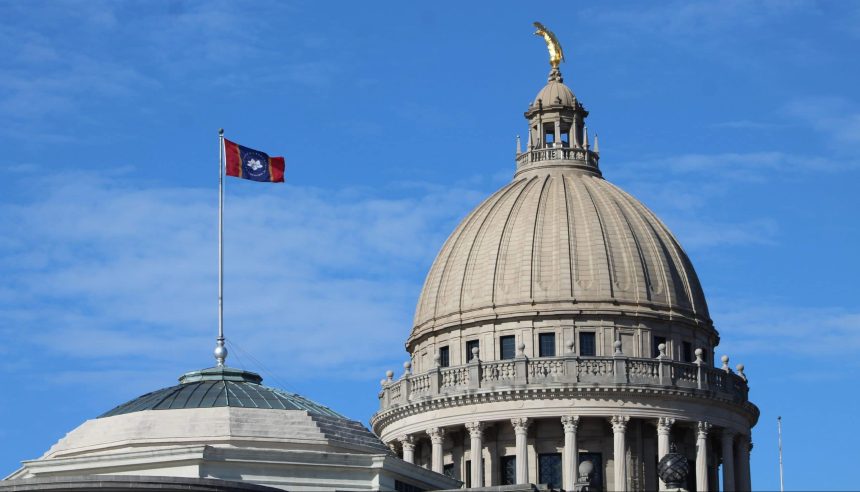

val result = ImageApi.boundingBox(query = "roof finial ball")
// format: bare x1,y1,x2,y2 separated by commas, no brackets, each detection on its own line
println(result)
213,337,228,367
534,21,565,82
657,443,690,491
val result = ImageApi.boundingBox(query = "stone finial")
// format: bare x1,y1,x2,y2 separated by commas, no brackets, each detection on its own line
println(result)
471,346,480,362
721,355,731,373
380,378,388,388
736,363,747,381
403,360,412,377
694,348,704,365
516,135,522,154
657,343,667,359
594,133,600,153
613,339,623,356
385,370,394,382
517,341,526,358
565,339,575,354
583,126,590,149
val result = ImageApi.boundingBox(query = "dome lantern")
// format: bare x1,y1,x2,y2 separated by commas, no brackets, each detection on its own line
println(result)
519,23,599,178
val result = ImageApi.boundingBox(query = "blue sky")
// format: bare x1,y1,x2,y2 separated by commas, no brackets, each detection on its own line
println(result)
1,1,858,489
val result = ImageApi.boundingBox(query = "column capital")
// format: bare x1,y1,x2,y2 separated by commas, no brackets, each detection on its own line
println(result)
561,415,580,433
610,415,630,433
398,434,415,449
656,417,675,435
426,427,446,444
465,421,485,438
697,421,712,438
511,417,531,433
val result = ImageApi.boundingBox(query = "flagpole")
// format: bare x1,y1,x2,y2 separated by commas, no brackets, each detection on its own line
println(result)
777,416,784,492
214,128,228,367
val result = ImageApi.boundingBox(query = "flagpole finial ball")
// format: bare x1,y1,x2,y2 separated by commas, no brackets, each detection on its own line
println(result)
219,128,224,135
213,341,228,366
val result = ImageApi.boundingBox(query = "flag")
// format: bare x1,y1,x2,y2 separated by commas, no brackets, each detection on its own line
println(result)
224,138,285,183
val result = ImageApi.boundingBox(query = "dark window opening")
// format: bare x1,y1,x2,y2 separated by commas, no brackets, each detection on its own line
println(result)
466,340,480,362
500,335,516,360
500,455,516,485
438,346,450,368
443,463,454,479
653,336,667,358
539,333,556,357
682,341,693,363
538,453,562,489
579,332,596,356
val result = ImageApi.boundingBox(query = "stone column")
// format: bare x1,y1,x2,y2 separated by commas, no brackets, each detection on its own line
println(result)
611,415,630,492
466,421,485,488
399,435,415,464
735,434,752,492
554,120,561,148
561,415,580,491
696,422,712,492
427,427,446,474
511,417,531,484
656,417,674,491
722,430,736,491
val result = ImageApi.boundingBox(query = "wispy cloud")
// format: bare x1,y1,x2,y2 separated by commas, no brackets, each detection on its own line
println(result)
0,171,486,390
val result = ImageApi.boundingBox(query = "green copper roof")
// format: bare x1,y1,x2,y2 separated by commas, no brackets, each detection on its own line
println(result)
99,366,346,419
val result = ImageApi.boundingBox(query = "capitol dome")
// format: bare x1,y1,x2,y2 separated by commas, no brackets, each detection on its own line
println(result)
372,33,757,492
412,170,710,342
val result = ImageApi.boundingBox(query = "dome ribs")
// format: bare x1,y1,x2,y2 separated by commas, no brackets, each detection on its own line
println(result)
583,176,637,297
561,175,578,298
603,185,658,303
576,176,616,298
460,178,529,314
424,181,521,327
529,174,553,301
493,176,541,306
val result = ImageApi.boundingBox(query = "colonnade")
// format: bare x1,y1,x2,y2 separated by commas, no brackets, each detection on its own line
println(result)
394,416,752,491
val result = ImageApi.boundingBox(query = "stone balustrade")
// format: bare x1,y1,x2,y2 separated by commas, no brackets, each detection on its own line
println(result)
515,146,600,171
378,353,749,412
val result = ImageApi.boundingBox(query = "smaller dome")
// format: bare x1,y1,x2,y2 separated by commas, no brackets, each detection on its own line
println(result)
533,80,576,107
100,366,344,418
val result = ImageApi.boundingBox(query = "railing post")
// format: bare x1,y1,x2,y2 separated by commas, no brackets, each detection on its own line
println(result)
383,370,393,408
515,342,529,385
612,340,628,384
401,361,412,402
694,348,705,390
564,340,579,382
430,368,441,397
467,347,481,389
657,343,669,386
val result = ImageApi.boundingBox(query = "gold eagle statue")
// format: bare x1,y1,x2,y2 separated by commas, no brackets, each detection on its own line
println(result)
533,21,564,68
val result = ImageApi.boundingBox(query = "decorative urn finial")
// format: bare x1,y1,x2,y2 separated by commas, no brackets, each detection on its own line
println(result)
657,443,690,491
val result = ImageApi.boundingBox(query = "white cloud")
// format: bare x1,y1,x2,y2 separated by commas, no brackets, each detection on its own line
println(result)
0,172,486,387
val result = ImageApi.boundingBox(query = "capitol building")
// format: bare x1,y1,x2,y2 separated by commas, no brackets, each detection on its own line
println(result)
2,27,757,492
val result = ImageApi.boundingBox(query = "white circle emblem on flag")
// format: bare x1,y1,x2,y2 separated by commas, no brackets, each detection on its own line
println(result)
243,152,267,178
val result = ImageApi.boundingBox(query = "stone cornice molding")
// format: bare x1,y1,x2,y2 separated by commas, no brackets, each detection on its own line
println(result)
371,383,759,433
561,415,580,433
426,427,446,444
610,415,630,433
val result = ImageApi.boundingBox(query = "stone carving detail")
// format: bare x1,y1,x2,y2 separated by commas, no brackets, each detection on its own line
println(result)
398,434,415,449
561,415,580,433
511,417,531,434
465,421,485,438
611,415,630,433
697,421,712,438
426,427,446,444
656,417,675,435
